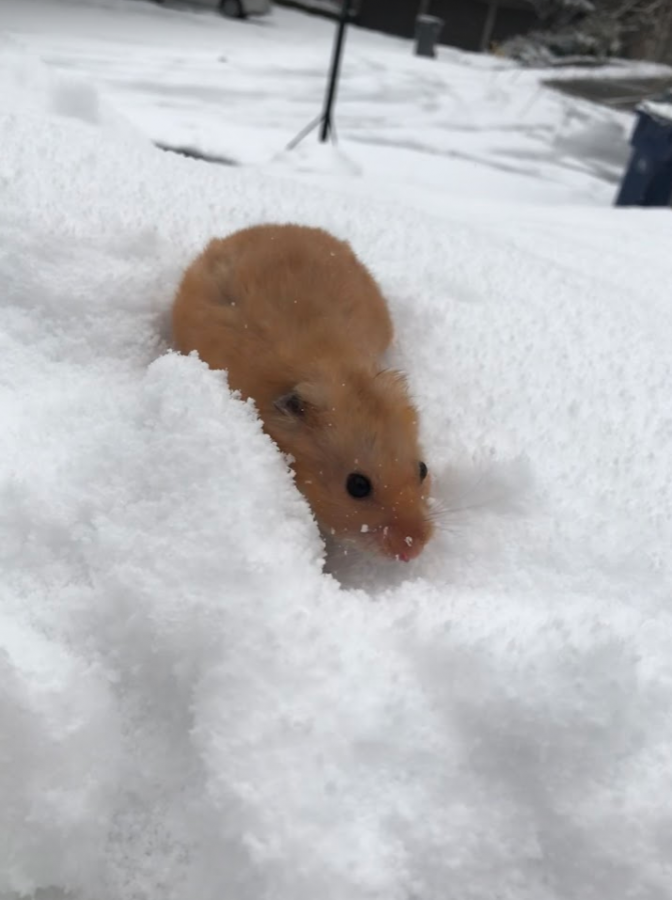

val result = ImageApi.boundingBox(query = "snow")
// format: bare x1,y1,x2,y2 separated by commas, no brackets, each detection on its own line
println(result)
640,100,672,124
2,5,672,900
0,31,145,145
5,0,671,209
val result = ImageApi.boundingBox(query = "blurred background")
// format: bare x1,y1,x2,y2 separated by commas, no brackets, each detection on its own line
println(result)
3,0,671,211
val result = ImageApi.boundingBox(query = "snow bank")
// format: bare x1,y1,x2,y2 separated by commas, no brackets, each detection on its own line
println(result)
2,42,672,900
0,32,146,146
640,99,672,123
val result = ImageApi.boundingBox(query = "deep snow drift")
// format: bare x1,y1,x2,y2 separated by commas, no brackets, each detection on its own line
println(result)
2,29,672,900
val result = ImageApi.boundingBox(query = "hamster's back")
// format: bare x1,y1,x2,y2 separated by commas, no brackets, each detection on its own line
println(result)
172,224,394,402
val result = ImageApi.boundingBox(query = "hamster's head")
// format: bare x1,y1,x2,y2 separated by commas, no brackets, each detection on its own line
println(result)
267,367,434,562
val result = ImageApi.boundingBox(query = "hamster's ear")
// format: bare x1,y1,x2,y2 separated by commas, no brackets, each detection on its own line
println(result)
273,381,326,425
274,391,306,419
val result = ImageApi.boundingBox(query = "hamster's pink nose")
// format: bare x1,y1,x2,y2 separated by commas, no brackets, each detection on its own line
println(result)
379,523,430,562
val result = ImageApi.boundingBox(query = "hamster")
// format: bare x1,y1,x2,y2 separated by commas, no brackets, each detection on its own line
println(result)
171,223,433,561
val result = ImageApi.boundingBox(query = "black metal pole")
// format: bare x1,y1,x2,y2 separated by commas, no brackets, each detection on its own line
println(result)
480,0,500,52
285,0,353,151
319,0,352,142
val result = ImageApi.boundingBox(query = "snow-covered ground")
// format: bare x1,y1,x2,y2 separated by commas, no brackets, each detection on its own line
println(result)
4,0,670,210
2,4,672,900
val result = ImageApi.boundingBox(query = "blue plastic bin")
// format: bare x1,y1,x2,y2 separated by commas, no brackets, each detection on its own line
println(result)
615,100,672,207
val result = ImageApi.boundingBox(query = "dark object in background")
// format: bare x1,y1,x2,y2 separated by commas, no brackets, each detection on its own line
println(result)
155,143,237,166
285,0,355,149
221,0,245,15
275,0,542,54
414,14,444,57
319,0,352,140
615,98,672,207
151,0,272,18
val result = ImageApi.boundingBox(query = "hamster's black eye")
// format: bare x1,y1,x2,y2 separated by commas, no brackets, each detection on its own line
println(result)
346,473,372,499
419,461,428,482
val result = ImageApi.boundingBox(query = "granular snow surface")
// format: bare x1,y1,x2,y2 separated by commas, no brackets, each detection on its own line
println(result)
2,21,672,900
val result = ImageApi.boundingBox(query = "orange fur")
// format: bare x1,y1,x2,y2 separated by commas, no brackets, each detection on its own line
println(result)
172,223,433,561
